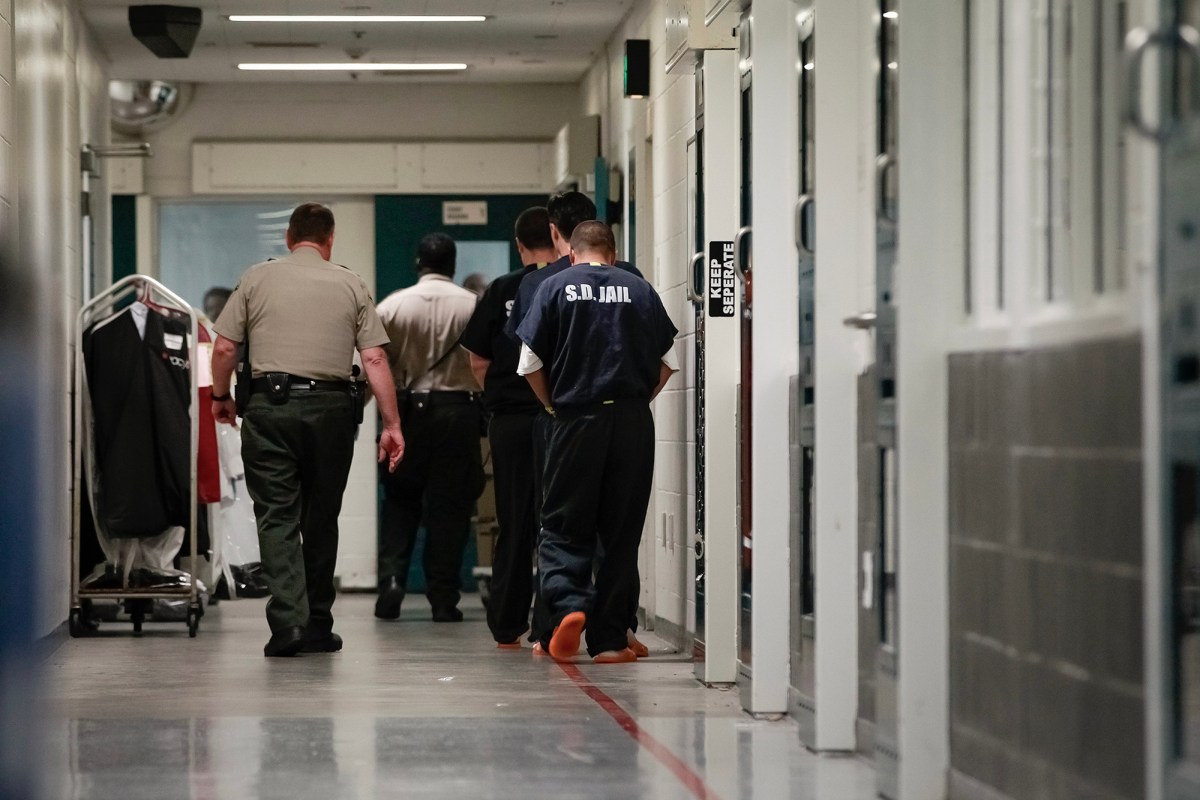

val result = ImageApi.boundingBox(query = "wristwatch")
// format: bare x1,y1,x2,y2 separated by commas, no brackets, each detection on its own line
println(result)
211,392,232,402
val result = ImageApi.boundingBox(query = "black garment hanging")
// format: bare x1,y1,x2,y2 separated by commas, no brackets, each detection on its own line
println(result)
84,304,191,538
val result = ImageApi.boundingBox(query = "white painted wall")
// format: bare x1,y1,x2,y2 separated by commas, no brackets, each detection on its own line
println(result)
578,0,698,643
325,199,378,591
8,0,110,637
812,0,871,751
130,82,580,199
744,0,801,716
895,2,960,795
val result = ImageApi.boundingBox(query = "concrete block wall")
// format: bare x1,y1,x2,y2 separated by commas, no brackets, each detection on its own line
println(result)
947,337,1144,799
8,0,109,637
578,0,696,644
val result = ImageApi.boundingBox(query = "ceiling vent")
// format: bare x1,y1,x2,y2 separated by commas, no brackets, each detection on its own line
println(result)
247,41,322,49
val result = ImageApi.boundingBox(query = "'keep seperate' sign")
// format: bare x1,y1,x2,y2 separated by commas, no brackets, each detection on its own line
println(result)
708,241,735,318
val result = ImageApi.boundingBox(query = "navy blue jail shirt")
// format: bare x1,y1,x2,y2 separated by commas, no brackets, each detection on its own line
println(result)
503,255,644,343
515,264,677,409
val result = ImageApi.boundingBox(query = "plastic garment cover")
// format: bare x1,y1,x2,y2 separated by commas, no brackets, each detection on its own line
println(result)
83,304,191,538
81,333,187,576
210,424,264,597
78,530,195,592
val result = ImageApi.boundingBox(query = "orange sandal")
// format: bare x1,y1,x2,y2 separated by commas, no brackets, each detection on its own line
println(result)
549,612,586,661
593,647,637,664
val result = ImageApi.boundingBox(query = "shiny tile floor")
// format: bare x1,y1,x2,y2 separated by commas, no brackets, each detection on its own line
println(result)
44,595,876,799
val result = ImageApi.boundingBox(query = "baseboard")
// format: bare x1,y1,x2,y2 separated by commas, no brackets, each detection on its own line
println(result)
947,770,1014,800
855,717,876,759
647,614,688,653
36,620,70,662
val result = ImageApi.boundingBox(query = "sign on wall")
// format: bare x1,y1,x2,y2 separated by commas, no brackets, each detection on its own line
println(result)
442,201,488,225
708,240,735,318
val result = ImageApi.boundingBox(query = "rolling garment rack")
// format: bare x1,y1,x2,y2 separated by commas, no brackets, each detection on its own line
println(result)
70,274,203,637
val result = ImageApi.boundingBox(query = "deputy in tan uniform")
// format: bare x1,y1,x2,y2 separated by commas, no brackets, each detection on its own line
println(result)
211,203,405,657
374,232,484,622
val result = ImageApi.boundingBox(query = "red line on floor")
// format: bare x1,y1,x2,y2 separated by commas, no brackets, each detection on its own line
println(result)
557,661,723,800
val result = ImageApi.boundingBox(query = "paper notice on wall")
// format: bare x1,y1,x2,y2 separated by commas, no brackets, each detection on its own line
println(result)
443,201,488,225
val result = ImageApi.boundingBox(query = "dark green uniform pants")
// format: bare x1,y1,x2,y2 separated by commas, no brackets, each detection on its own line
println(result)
241,391,355,634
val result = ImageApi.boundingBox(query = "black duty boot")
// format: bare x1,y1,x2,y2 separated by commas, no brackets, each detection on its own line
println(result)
431,606,464,623
302,631,344,653
375,576,405,620
264,626,306,657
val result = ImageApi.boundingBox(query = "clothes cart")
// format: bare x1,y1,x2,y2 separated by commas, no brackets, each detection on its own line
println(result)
70,274,203,638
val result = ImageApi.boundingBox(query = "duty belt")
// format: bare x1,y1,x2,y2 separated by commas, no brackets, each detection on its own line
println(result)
251,376,351,393
406,390,480,410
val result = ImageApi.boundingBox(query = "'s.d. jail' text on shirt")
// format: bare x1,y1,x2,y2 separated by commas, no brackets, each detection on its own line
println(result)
564,284,633,304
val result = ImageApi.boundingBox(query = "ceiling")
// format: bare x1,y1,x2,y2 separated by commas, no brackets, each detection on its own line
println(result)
80,0,633,83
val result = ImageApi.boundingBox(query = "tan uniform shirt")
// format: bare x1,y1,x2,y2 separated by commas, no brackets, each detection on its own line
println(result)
375,273,478,391
213,245,390,381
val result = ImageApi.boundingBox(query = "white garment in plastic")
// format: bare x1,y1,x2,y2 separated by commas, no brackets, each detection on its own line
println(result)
210,424,261,597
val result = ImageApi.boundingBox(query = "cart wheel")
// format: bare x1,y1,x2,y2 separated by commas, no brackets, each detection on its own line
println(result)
68,608,83,638
187,607,200,638
131,606,144,634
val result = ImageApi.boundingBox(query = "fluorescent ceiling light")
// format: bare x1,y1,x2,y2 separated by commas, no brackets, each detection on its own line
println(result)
882,10,898,19
238,62,468,71
228,15,487,23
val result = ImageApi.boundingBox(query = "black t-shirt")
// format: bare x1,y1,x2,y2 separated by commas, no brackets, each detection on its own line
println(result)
516,264,678,409
504,255,644,343
458,264,545,415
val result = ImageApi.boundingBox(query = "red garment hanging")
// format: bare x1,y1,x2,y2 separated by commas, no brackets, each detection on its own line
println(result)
195,325,220,504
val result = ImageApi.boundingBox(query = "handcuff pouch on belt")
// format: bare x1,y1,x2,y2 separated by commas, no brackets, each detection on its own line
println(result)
264,372,291,405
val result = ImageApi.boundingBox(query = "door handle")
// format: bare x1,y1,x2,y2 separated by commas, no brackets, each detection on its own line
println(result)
687,251,705,306
843,311,878,330
875,153,897,225
733,226,752,283
1124,25,1200,141
795,195,815,255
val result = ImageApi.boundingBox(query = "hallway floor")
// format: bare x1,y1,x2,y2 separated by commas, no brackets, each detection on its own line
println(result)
44,595,875,799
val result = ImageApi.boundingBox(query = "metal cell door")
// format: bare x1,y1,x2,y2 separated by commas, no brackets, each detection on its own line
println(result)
789,4,818,747
689,124,708,670
874,1,901,796
735,13,755,686
1135,0,1200,795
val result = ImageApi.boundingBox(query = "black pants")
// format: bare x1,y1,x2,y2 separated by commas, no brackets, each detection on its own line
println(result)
485,412,538,643
538,402,654,656
529,412,553,643
241,392,355,635
378,398,484,609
